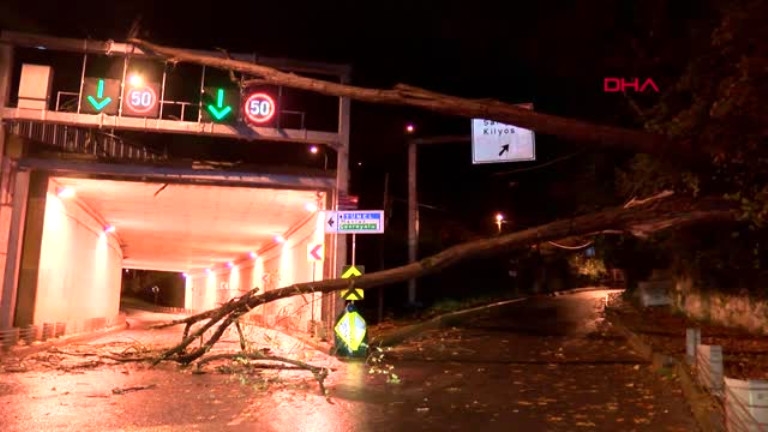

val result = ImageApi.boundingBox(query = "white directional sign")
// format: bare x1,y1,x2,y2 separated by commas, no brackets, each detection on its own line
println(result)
471,103,536,164
325,210,385,234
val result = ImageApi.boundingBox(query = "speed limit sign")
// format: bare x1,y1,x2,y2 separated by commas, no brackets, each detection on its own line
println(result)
243,92,276,124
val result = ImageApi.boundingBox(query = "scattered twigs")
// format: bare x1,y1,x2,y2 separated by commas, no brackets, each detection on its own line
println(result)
195,352,330,395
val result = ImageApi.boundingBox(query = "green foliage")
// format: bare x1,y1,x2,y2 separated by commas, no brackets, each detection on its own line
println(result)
567,253,607,282
610,0,767,292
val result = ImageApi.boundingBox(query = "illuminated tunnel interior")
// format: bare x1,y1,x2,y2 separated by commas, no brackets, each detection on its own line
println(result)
35,176,328,332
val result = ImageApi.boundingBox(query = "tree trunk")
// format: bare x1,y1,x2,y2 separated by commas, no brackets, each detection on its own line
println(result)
129,39,698,161
155,194,735,364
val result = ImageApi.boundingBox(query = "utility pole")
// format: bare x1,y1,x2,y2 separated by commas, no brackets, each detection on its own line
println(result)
406,136,470,306
378,172,390,323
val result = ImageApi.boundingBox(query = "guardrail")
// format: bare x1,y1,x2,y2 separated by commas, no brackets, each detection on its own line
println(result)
0,314,126,351
687,329,768,431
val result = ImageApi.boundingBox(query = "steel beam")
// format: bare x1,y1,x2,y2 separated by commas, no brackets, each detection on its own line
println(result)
0,31,351,78
2,108,340,147
18,157,337,191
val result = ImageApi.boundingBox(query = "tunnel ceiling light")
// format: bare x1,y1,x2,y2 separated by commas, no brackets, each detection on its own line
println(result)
249,251,258,259
275,235,285,243
227,261,234,268
305,202,318,212
57,186,76,199
104,225,116,233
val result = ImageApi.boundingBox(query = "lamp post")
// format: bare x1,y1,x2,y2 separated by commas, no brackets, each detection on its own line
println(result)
309,145,328,170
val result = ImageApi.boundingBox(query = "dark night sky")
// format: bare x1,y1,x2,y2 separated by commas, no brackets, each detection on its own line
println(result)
2,0,708,236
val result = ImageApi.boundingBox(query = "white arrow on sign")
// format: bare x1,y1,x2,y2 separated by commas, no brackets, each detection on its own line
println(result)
324,211,338,234
307,243,324,262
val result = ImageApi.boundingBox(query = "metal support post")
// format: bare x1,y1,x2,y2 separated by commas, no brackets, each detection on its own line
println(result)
77,52,87,114
159,62,168,120
117,56,129,117
351,234,356,266
407,140,419,305
198,65,206,123
330,74,351,331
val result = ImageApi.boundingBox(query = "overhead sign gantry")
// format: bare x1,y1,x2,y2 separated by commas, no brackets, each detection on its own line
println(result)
0,31,350,146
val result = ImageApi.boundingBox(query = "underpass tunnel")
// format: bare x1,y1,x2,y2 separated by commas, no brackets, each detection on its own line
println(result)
13,172,330,335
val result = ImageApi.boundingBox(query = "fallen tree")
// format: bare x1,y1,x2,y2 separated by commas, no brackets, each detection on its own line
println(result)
153,193,735,368
128,38,700,161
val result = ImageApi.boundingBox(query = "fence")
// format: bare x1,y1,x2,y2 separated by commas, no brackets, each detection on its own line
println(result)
687,328,768,431
0,314,126,352
6,120,166,162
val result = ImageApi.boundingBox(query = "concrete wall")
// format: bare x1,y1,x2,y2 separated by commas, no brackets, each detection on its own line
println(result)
31,179,123,326
185,212,325,332
673,277,768,334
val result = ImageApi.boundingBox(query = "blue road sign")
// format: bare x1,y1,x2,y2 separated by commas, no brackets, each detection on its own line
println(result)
325,210,384,234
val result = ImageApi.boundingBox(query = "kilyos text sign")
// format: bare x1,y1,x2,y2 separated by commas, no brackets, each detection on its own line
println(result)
471,103,536,164
325,210,384,234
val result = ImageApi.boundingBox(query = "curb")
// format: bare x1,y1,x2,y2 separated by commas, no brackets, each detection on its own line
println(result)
372,286,620,347
606,309,724,432
5,322,130,358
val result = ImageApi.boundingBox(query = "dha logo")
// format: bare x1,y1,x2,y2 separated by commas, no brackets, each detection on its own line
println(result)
603,77,660,93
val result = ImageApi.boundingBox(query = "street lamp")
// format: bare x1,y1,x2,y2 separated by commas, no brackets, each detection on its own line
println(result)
309,145,328,170
495,213,504,233
405,123,415,134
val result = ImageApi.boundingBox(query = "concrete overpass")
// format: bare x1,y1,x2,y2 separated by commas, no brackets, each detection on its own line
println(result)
0,33,352,346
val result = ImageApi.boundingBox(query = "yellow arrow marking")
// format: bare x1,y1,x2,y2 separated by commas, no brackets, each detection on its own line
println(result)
341,266,362,279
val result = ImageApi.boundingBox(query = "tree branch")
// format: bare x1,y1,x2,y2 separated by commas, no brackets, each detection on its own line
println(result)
195,352,330,395
128,38,698,161
153,194,735,364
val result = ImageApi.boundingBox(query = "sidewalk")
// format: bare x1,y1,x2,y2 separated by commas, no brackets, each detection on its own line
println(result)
607,295,768,380
606,293,768,432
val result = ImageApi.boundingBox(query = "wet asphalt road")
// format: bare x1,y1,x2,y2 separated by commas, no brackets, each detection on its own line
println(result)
0,290,698,431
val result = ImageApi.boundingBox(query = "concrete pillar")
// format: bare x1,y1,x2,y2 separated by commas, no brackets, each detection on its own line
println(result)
0,43,15,329
13,170,49,327
0,169,30,329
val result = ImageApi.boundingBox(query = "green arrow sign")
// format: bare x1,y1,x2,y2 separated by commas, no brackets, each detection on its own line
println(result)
206,88,233,120
86,79,113,111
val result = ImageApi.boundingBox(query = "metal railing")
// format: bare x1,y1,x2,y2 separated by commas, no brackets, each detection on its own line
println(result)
6,120,166,162
0,314,126,351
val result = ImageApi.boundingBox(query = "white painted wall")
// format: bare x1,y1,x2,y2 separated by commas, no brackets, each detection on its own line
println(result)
35,181,123,326
185,212,325,332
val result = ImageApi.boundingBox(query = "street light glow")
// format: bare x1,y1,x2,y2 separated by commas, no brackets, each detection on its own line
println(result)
128,73,144,87
406,123,415,133
495,213,504,222
309,145,319,154
305,202,318,212
275,235,285,243
104,225,116,234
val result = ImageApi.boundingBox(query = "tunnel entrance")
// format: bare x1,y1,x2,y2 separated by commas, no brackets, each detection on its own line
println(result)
12,173,332,336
